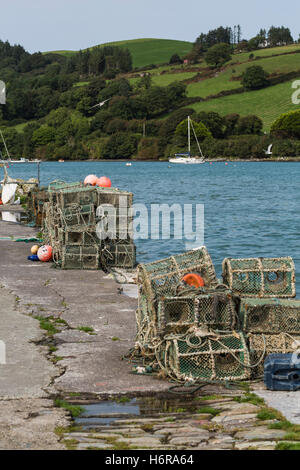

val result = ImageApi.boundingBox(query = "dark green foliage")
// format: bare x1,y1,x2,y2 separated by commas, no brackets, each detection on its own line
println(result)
205,43,232,67
195,111,226,138
195,26,232,51
102,132,139,159
137,137,160,160
271,110,300,138
268,26,294,47
241,65,269,90
175,118,212,142
235,115,263,135
169,53,182,64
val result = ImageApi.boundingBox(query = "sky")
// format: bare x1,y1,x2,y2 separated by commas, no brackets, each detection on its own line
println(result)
1,0,300,53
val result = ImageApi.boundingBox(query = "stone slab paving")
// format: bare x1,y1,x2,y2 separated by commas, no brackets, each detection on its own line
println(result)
61,396,300,451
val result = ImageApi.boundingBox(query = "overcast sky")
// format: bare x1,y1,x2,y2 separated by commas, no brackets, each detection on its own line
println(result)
1,0,300,52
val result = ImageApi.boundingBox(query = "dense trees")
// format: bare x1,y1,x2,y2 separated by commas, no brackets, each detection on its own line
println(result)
195,26,232,51
241,66,269,90
271,110,300,138
268,26,294,47
205,43,232,67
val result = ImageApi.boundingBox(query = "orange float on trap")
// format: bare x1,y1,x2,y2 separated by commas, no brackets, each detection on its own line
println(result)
96,176,112,188
182,273,205,288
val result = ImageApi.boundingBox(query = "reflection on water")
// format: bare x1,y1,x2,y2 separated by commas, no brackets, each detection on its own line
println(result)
1,211,21,223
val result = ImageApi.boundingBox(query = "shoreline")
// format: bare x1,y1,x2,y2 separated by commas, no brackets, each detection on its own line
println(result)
23,158,300,163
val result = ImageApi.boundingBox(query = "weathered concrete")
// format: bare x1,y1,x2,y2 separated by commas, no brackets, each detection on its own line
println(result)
0,398,68,450
0,288,57,399
0,220,170,396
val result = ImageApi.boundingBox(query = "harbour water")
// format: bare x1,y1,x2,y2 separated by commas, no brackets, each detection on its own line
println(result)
2,160,300,293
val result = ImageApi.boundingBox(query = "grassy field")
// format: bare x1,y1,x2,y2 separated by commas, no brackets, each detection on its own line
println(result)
190,79,300,131
44,41,300,131
186,52,300,99
130,71,197,87
45,38,193,68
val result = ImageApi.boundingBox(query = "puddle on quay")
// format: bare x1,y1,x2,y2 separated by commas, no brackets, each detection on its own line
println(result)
74,396,200,428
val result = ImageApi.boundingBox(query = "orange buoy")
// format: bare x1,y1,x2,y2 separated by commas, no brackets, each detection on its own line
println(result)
31,245,39,255
96,176,112,188
182,273,205,288
37,245,53,262
84,174,98,186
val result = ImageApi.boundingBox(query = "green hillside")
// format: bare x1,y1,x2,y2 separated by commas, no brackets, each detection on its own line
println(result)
125,44,300,131
45,38,193,68
190,79,300,131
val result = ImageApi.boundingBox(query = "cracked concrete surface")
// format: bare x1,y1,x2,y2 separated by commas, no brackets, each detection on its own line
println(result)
0,220,169,449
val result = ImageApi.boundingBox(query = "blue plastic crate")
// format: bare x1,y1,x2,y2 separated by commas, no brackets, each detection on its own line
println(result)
264,353,300,391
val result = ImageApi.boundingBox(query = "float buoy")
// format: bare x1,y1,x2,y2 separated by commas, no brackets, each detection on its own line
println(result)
28,255,39,262
37,245,53,262
182,273,205,288
96,176,112,188
31,245,39,255
84,174,98,186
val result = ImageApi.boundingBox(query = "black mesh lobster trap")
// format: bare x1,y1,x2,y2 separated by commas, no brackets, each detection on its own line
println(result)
222,257,296,298
59,204,96,228
240,298,300,334
61,245,99,270
156,289,238,336
160,331,251,382
103,242,136,269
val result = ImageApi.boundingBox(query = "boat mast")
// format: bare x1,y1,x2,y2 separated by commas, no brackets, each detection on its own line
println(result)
189,118,205,159
0,129,10,161
188,116,191,154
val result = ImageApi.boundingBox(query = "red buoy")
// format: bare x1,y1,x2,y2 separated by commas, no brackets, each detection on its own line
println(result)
182,273,205,288
37,245,53,262
97,176,112,188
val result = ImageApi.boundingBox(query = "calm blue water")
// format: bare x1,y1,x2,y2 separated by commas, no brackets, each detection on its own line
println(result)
2,161,300,292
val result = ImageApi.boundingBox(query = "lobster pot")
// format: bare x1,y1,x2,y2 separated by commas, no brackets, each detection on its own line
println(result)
136,292,158,354
240,298,300,334
197,290,238,331
96,212,134,241
59,228,98,246
57,186,98,209
222,257,296,298
96,187,133,209
104,243,136,269
60,204,96,228
248,333,300,379
137,247,218,301
61,245,99,270
162,332,250,382
157,297,198,335
48,181,82,205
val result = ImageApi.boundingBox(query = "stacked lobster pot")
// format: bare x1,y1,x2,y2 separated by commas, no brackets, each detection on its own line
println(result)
136,247,251,383
43,181,135,270
222,257,298,378
136,250,298,383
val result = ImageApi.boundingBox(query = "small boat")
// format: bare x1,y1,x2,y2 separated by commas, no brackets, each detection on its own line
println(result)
126,162,132,166
169,116,205,164
58,159,65,163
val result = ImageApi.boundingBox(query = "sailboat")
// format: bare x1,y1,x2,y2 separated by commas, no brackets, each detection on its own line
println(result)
169,116,205,164
0,129,41,164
